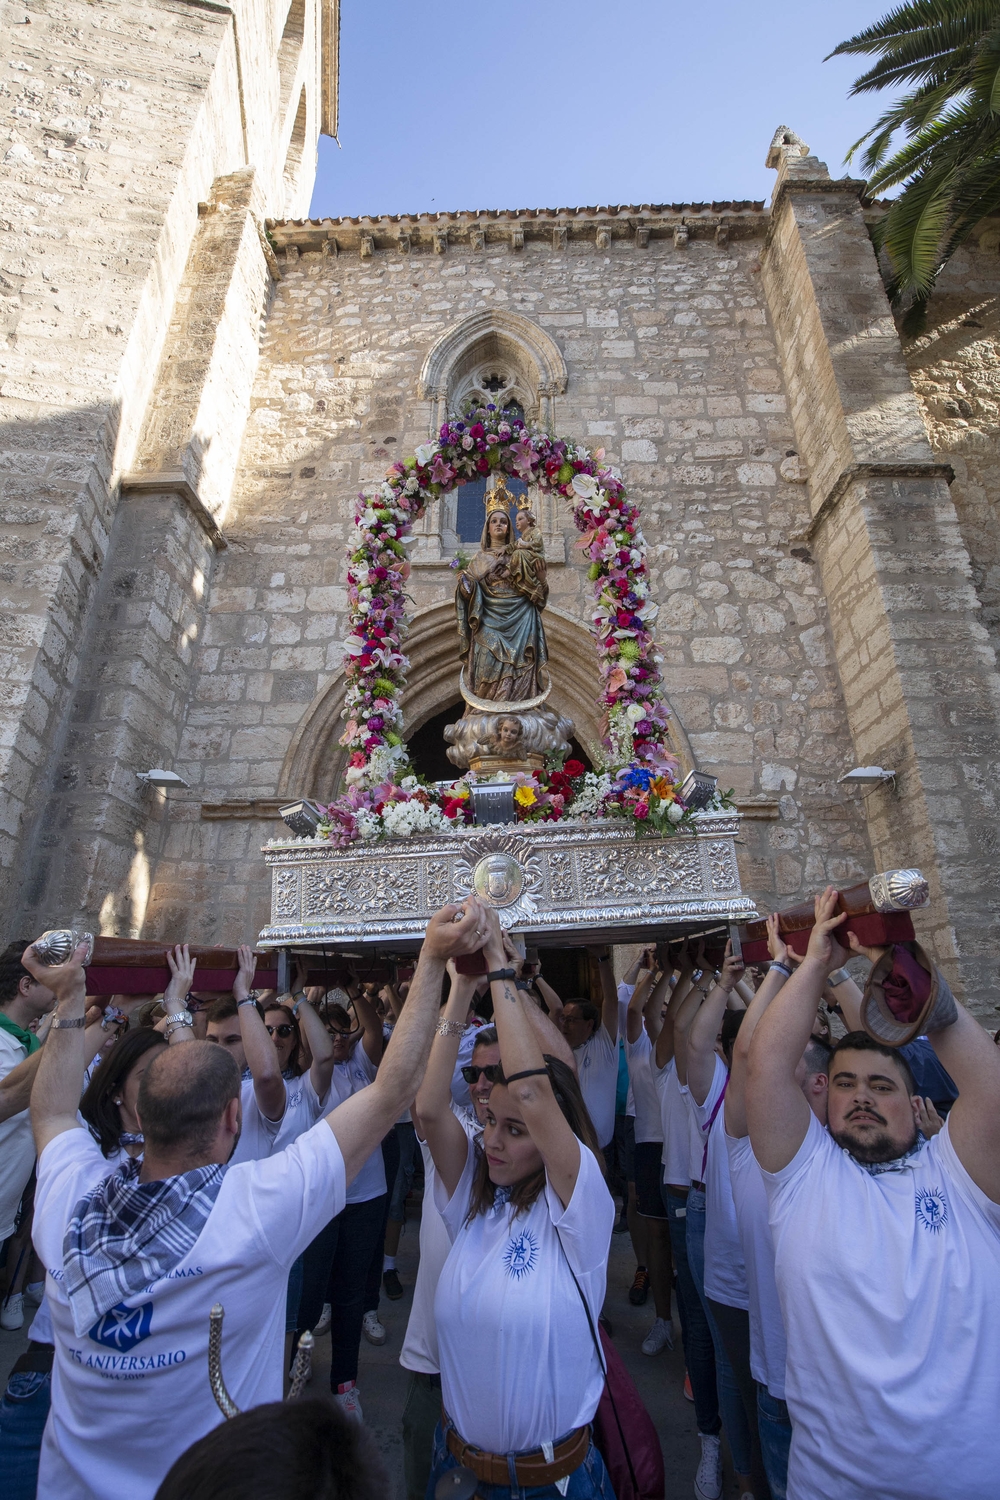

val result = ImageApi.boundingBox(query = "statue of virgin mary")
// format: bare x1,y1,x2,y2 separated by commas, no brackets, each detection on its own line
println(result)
454,479,548,703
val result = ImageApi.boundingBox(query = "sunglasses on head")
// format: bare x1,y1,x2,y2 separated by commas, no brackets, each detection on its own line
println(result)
460,1063,504,1085
265,1023,295,1039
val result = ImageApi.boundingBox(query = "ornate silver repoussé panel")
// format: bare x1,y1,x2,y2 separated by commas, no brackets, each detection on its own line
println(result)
258,813,757,951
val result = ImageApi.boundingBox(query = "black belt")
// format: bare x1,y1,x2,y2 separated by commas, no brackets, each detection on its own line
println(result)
690,1179,707,1192
11,1342,54,1376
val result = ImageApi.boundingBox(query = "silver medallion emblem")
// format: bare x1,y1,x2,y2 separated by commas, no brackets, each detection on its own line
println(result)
472,853,525,908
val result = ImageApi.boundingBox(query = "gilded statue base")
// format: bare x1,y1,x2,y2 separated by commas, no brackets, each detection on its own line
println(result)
443,706,575,775
257,812,757,955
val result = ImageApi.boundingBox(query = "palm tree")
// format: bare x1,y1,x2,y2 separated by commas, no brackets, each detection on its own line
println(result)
830,1,1000,309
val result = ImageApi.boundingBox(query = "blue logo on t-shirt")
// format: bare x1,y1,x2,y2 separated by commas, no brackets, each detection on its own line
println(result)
915,1186,948,1234
502,1229,539,1280
88,1301,153,1350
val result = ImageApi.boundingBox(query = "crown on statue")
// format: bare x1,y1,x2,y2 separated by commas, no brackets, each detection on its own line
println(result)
485,474,515,515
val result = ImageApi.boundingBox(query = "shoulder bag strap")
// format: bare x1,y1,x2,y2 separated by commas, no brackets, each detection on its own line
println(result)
553,1224,641,1499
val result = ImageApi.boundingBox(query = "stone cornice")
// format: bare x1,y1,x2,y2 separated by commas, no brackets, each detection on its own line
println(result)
764,174,869,251
266,202,767,258
801,461,956,543
120,472,227,550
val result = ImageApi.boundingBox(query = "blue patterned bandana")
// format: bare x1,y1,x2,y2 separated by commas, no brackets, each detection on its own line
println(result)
62,1157,226,1336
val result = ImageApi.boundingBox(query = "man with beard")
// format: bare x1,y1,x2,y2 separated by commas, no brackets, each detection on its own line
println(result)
746,887,1000,1500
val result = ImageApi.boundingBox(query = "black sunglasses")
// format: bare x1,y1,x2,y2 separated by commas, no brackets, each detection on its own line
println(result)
460,1063,504,1086
265,1023,295,1039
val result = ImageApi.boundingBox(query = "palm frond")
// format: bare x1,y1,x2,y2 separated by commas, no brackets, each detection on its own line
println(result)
879,168,957,295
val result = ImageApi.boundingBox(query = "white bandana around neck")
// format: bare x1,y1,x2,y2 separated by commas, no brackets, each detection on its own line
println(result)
847,1133,928,1177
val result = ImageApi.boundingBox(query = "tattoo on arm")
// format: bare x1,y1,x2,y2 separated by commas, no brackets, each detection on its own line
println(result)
503,983,517,1006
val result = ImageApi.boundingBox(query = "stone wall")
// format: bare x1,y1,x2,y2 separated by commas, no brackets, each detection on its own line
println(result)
0,0,337,942
903,227,1000,649
142,212,872,944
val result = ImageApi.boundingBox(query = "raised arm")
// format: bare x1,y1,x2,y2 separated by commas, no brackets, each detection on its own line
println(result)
747,888,845,1172
294,993,335,1102
725,914,791,1139
350,983,384,1068
687,942,744,1105
923,992,1000,1201
503,933,576,1071
328,901,483,1186
162,945,199,1046
484,910,582,1209
625,968,657,1044
415,964,480,1197
593,947,619,1043
233,943,286,1124
641,968,672,1046
24,940,89,1153
533,970,564,1021
654,949,694,1069
672,955,711,1085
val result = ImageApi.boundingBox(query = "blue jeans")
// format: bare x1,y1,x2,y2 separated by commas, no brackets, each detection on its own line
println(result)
662,1186,720,1437
389,1120,420,1221
685,1187,752,1476
757,1384,791,1500
0,1368,52,1500
426,1421,615,1500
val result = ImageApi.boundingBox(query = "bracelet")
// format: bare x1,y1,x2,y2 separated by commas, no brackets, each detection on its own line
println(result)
486,968,516,983
237,996,258,1009
101,1005,126,1031
769,961,792,978
504,1067,550,1084
51,1015,86,1030
436,1020,469,1038
515,979,533,992
164,1011,194,1038
826,966,851,988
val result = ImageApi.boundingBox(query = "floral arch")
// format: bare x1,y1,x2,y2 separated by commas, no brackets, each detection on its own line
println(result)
318,403,726,844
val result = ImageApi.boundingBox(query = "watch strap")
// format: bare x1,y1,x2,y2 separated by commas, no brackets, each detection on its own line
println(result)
51,1015,86,1030
486,968,516,982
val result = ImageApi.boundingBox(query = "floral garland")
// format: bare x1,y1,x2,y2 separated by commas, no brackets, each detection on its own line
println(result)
318,762,735,848
339,404,673,787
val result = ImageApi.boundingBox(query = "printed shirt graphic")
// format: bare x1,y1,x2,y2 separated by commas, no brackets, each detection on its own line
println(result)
33,1121,346,1500
433,1137,614,1455
762,1113,1000,1500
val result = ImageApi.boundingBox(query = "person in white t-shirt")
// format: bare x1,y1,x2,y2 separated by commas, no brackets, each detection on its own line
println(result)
25,899,487,1500
724,916,830,1500
747,886,1000,1500
546,949,619,1149
204,946,289,1167
419,906,616,1500
684,942,760,1500
624,963,675,1356
292,980,390,1421
0,942,57,1258
404,946,575,1500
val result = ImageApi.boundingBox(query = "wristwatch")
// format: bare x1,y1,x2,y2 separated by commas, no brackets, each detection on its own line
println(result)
826,966,851,988
164,1010,194,1038
486,968,516,983
51,1015,86,1030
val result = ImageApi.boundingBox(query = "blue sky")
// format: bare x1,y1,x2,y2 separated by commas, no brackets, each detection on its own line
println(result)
310,1,895,220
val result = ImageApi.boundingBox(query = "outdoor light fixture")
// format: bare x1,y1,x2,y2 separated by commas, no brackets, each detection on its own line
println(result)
471,781,516,826
137,769,191,788
279,799,325,837
678,770,718,811
838,766,896,788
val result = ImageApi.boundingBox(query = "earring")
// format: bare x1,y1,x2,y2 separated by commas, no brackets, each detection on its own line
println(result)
113,1098,122,1106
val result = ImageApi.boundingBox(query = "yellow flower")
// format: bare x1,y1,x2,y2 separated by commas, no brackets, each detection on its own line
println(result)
650,777,673,801
514,785,537,807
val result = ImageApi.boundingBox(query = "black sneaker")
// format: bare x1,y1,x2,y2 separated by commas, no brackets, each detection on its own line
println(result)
383,1268,404,1300
628,1267,650,1306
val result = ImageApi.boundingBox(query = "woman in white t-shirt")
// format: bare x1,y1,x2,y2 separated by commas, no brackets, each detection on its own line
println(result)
419,901,616,1500
79,1027,167,1166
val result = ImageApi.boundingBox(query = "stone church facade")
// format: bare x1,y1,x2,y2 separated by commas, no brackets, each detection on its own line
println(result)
3,4,1000,1014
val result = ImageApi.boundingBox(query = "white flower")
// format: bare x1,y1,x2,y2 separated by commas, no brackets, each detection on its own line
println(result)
400,775,419,792
415,443,437,466
345,766,366,786
667,802,684,824
343,636,364,655
626,702,645,724
572,472,598,499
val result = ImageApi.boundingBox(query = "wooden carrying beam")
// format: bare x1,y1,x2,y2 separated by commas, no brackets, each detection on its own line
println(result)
737,870,929,965
83,938,278,997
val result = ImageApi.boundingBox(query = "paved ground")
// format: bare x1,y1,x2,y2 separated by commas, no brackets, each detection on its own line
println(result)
1,1205,745,1499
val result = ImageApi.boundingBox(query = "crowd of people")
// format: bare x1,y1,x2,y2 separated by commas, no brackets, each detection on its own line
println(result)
0,886,997,1500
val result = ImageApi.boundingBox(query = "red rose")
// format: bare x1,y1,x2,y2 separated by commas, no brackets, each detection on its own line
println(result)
564,759,585,778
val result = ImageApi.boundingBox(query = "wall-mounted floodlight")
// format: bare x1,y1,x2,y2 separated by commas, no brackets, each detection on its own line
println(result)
279,799,325,837
678,770,718,811
837,766,896,788
137,769,191,788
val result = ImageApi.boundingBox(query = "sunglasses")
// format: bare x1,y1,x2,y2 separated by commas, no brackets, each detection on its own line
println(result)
265,1023,295,1039
460,1064,504,1085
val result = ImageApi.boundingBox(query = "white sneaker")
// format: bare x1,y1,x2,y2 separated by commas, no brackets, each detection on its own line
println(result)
362,1310,387,1346
641,1316,674,1356
334,1385,363,1423
313,1302,331,1336
24,1281,45,1306
694,1432,722,1500
1,1292,24,1330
